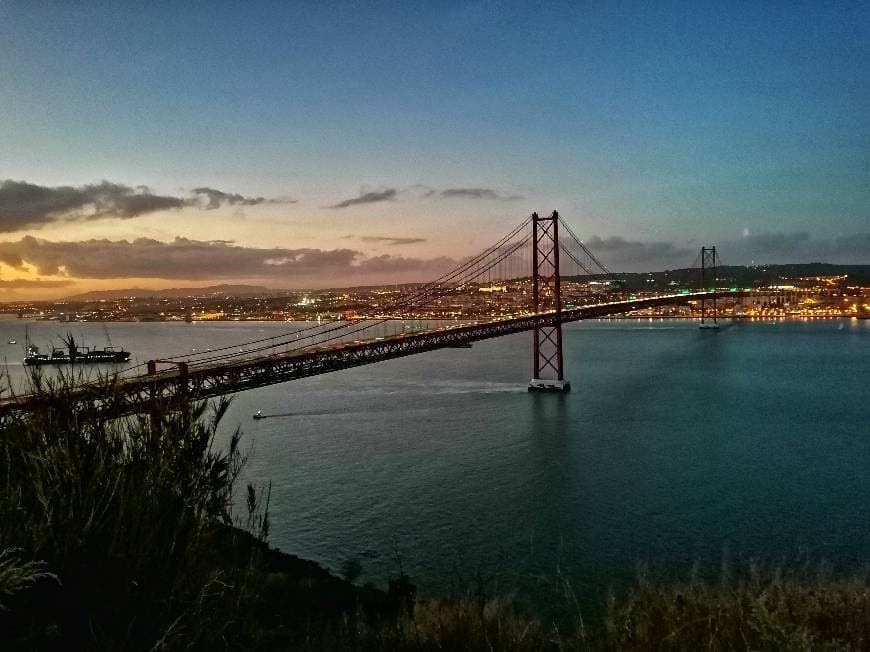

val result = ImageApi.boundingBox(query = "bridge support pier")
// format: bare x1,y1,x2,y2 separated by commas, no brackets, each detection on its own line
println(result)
529,211,570,392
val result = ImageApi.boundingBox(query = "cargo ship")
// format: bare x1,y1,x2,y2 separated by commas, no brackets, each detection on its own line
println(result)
23,335,131,366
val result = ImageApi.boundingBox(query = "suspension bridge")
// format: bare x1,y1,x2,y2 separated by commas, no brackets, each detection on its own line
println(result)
0,212,737,418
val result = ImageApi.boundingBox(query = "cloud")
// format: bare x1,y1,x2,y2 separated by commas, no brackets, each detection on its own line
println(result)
359,236,427,246
327,189,397,209
0,278,74,289
0,180,186,231
581,235,693,270
0,236,458,285
0,236,359,281
825,232,870,260
444,188,522,200
0,179,293,231
191,187,295,209
428,188,524,201
355,254,455,275
738,230,811,256
575,230,870,271
730,230,870,263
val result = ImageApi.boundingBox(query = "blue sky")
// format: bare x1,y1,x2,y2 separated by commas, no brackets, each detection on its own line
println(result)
0,1,867,297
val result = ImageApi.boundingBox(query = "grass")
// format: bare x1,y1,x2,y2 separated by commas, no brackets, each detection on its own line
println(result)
0,368,269,649
1,370,869,650
604,561,870,650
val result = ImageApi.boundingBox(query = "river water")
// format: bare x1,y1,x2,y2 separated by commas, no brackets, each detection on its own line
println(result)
3,316,868,615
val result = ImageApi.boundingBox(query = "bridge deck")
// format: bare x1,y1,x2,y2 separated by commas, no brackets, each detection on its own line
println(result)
0,291,740,417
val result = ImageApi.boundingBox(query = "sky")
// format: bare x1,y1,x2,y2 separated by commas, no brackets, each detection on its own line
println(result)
0,1,867,300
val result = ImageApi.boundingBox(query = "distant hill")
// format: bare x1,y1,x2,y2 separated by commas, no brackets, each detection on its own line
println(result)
596,263,870,291
64,284,286,301
58,263,870,301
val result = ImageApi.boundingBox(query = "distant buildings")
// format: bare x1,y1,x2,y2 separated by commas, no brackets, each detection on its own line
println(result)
2,275,867,323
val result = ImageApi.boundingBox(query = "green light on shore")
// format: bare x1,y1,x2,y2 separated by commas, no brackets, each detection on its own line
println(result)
730,287,738,292
629,294,637,300
679,289,690,295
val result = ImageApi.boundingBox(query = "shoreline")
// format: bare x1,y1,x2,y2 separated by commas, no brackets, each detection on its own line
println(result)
593,314,866,321
1,314,866,324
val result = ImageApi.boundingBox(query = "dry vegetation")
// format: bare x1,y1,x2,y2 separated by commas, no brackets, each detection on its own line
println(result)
1,372,869,650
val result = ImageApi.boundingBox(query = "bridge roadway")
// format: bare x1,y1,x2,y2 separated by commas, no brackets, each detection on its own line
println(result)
0,291,740,418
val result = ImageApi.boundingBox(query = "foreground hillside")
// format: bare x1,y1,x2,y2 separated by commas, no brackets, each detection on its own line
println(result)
1,376,868,650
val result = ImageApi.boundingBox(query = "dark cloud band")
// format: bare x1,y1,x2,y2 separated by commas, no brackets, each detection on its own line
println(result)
0,180,186,231
191,187,296,209
440,188,522,200
0,236,456,283
0,179,293,231
328,189,397,209
425,188,523,201
359,236,427,246
0,230,864,288
734,230,870,264
581,235,692,269
582,231,870,271
0,278,74,289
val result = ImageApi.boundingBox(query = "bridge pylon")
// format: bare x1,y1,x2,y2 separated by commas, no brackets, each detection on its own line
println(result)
699,245,719,329
529,211,570,392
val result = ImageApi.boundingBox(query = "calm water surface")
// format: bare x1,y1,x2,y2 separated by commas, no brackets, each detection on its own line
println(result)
3,316,868,613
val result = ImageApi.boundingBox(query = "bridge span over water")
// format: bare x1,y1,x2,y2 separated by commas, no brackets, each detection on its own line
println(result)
0,291,738,419
0,212,735,418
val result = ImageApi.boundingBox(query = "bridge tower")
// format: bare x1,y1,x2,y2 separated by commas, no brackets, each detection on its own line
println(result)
699,245,719,329
529,211,570,392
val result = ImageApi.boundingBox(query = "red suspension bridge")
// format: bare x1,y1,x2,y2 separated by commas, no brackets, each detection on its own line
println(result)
0,212,737,417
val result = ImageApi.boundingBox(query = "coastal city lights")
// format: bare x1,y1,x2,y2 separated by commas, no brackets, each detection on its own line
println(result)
4,273,867,324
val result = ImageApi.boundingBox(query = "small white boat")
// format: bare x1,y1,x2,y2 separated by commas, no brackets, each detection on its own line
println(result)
7,339,16,344
253,410,265,420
